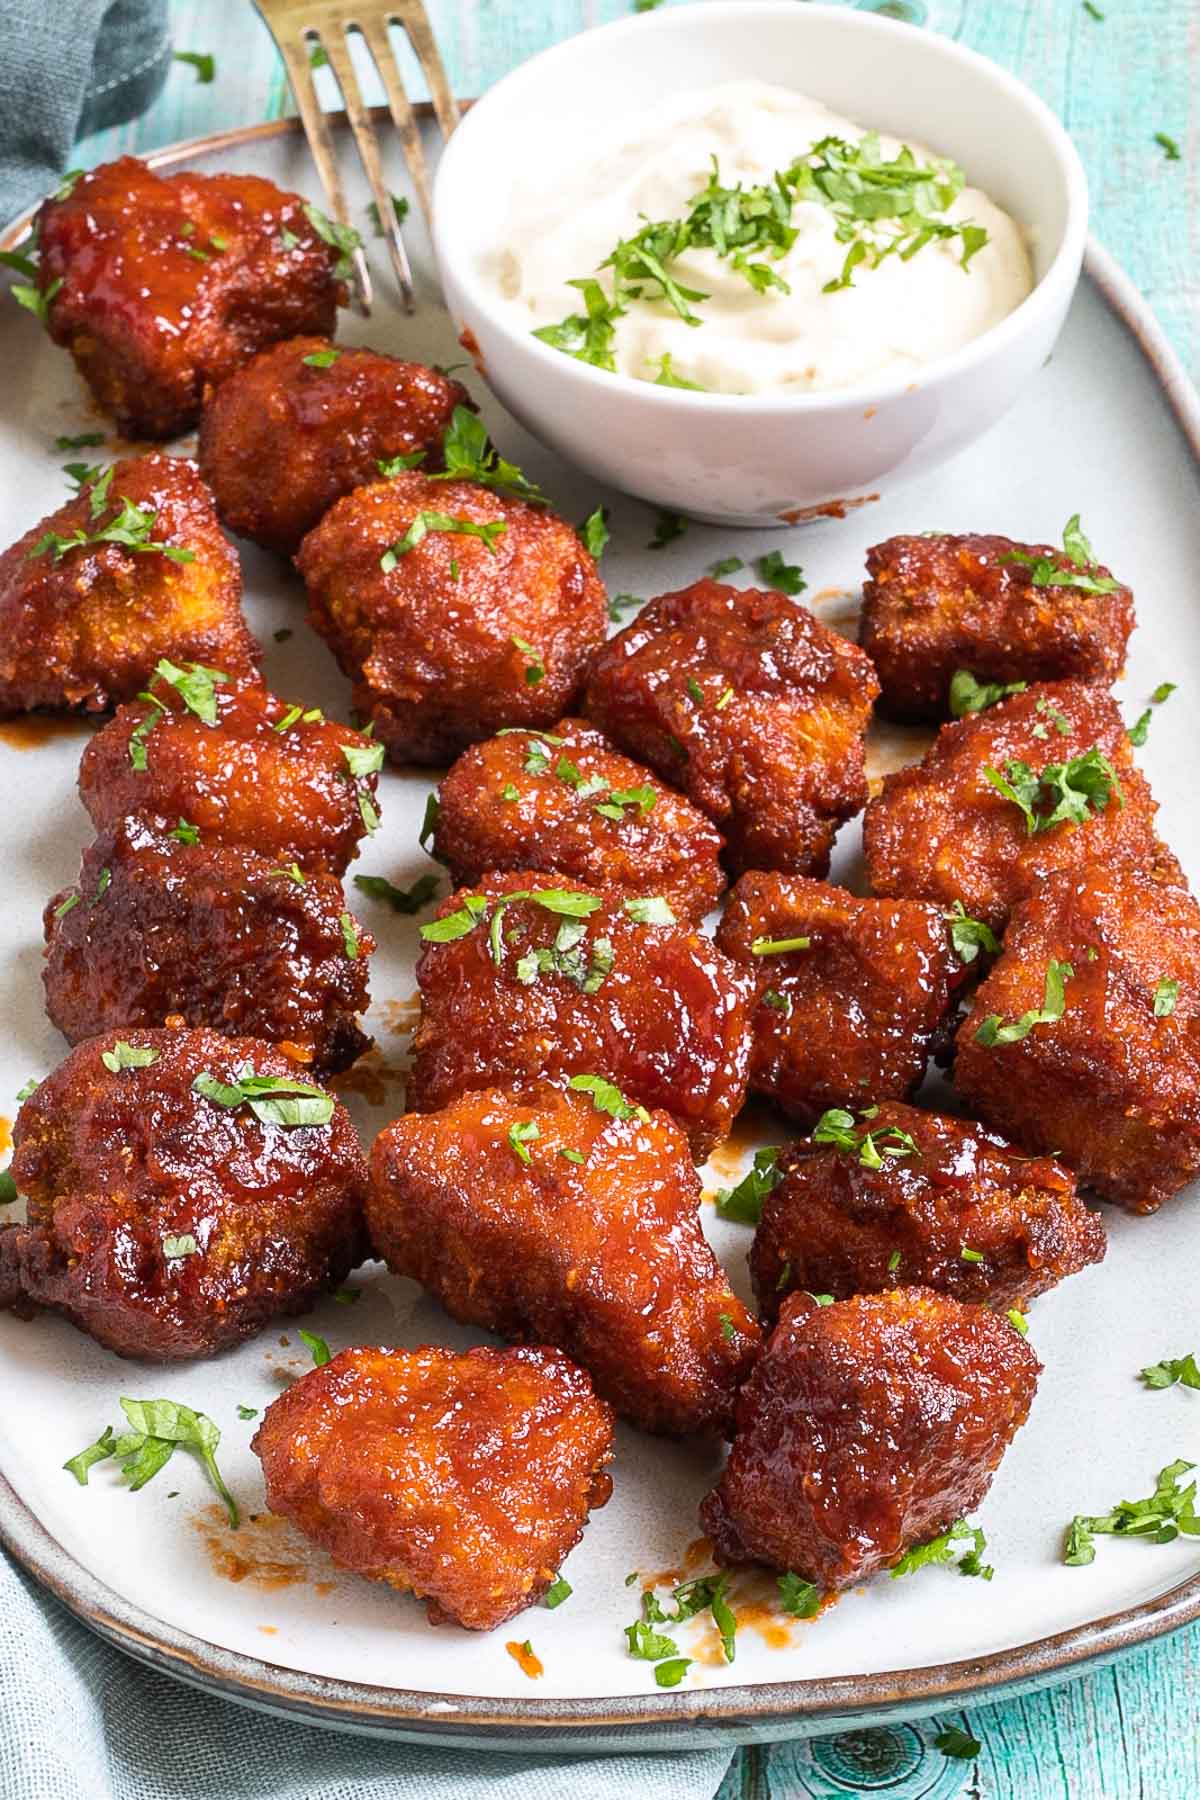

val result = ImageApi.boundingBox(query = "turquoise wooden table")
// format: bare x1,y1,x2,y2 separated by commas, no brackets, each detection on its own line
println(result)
75,3,1200,1794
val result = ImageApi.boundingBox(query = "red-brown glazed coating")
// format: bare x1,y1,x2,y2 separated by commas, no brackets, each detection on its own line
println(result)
0,455,259,715
368,1082,760,1435
715,873,965,1127
35,158,343,438
296,473,608,765
252,1343,615,1630
955,864,1200,1213
860,533,1135,720
197,338,470,555
862,681,1172,930
0,1026,367,1360
700,1286,1041,1589
42,818,375,1073
408,870,755,1160
583,580,879,877
750,1102,1106,1325
433,720,726,924
78,676,380,876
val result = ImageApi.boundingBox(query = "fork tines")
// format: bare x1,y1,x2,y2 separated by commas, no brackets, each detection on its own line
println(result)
253,0,461,316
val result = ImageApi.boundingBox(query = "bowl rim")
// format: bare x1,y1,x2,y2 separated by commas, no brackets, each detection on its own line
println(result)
432,0,1089,416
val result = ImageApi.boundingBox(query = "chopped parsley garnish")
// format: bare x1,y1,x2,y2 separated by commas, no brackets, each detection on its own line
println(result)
419,793,439,853
1008,1308,1029,1336
945,900,999,964
715,1147,782,1224
512,636,545,686
53,432,105,452
352,872,439,915
237,1405,258,1421
596,786,657,822
750,934,811,956
1140,1354,1200,1390
1155,132,1182,162
507,1120,540,1165
629,1572,738,1673
53,892,80,920
1064,1458,1200,1564
776,1573,822,1618
174,50,215,82
421,888,603,970
168,819,200,846
813,1106,920,1169
12,276,63,325
756,549,806,596
376,450,426,477
433,406,546,504
419,892,489,942
302,202,363,279
366,193,410,234
148,658,229,726
1083,1,1104,16
654,1658,692,1688
162,1234,198,1260
719,1313,735,1341
984,748,1123,835
762,988,792,1016
516,919,614,994
1154,978,1179,1018
607,591,644,622
974,958,1073,1046
0,1172,18,1204
948,668,1028,717
544,1577,572,1608
935,1725,981,1761
339,913,360,960
1128,680,1176,745
623,895,675,924
652,352,703,388
100,1041,159,1074
960,1244,984,1263
28,466,196,565
559,1147,586,1165
301,347,340,367
380,511,506,570
568,1074,649,1121
358,792,381,835
501,783,519,802
710,556,744,579
192,1064,334,1127
298,1329,331,1367
273,703,323,732
15,1079,38,1101
1001,515,1122,594
64,1397,238,1526
579,506,610,559
340,739,385,778
648,512,687,550
333,1286,361,1304
892,1520,992,1580
268,862,305,886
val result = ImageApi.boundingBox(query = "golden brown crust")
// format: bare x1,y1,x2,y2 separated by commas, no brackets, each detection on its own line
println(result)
409,870,756,1160
296,473,608,765
954,864,1200,1212
700,1286,1040,1588
42,818,375,1073
367,1082,760,1435
862,681,1169,930
252,1343,615,1630
1,1026,367,1359
860,533,1134,720
78,677,380,876
198,338,470,555
583,580,879,876
751,1101,1105,1323
715,873,964,1126
433,719,726,924
37,158,343,438
0,455,259,716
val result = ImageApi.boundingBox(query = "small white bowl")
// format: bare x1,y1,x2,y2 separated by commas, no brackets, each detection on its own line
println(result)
433,2,1087,528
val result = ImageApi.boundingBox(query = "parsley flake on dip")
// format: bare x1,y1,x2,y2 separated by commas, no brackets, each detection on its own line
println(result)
488,79,1033,396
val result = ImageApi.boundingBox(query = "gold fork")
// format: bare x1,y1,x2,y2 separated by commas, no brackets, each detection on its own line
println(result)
252,0,461,316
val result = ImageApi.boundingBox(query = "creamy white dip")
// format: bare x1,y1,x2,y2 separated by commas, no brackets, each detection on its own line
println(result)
486,80,1034,395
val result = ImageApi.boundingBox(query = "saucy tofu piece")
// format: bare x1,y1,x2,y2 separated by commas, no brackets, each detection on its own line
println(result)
368,1082,760,1435
35,157,343,438
700,1286,1040,1589
0,455,259,716
715,873,964,1126
955,864,1200,1212
0,1026,366,1360
78,674,380,877
583,580,879,877
860,531,1134,720
863,681,1171,930
296,472,608,765
751,1101,1105,1325
433,720,726,925
253,1343,615,1630
197,338,470,555
408,870,755,1160
42,818,375,1073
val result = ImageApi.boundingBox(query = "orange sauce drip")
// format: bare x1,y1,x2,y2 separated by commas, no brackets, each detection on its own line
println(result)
707,1106,781,1180
380,994,421,1038
193,1504,339,1594
506,1640,543,1679
0,716,94,751
330,1047,406,1107
0,1117,11,1156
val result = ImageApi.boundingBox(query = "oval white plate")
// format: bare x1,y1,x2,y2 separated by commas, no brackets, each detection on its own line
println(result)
1,116,1199,1754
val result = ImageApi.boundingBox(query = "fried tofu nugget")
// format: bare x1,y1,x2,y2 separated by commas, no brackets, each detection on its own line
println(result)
368,1082,760,1435
700,1287,1040,1588
751,1102,1105,1325
0,455,259,716
0,1026,366,1359
583,580,878,877
409,871,755,1159
863,681,1170,930
253,1343,615,1629
43,819,375,1072
297,472,608,765
433,720,726,924
715,874,964,1126
197,338,470,555
861,532,1134,720
79,673,380,876
35,158,343,438
955,864,1200,1212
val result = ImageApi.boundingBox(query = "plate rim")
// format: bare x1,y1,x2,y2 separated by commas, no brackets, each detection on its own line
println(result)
3,111,1200,1749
